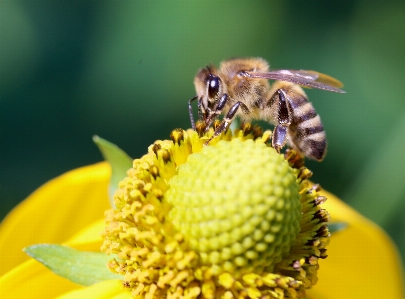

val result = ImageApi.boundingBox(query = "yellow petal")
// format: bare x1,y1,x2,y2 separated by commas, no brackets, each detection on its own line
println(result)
0,259,81,298
0,218,115,298
0,259,129,299
307,189,404,298
0,162,111,275
55,280,130,299
65,218,106,251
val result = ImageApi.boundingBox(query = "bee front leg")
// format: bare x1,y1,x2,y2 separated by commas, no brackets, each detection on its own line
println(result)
204,100,249,145
272,89,292,153
205,94,229,130
188,96,198,130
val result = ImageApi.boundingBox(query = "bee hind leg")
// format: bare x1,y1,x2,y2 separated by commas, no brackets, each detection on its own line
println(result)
204,100,249,145
271,89,292,152
272,125,288,153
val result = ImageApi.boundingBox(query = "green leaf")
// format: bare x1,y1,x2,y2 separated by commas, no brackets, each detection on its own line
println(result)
328,222,348,234
24,244,121,286
93,135,132,207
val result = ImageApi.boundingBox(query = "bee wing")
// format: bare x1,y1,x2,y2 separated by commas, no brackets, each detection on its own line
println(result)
245,69,346,93
301,70,344,88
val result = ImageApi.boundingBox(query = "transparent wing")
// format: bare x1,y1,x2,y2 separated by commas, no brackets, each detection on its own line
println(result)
302,70,344,88
245,69,345,93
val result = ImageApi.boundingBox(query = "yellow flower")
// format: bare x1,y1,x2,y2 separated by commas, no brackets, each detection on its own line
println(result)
0,126,403,298
102,126,328,299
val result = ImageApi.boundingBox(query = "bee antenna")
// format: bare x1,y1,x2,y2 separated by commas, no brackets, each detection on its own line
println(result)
188,96,198,130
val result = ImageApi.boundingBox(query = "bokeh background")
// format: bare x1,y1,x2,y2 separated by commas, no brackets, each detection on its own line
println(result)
1,0,404,272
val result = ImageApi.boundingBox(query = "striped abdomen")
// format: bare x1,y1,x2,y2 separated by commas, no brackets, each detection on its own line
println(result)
287,95,326,161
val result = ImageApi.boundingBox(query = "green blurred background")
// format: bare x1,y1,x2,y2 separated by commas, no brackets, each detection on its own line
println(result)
1,0,404,271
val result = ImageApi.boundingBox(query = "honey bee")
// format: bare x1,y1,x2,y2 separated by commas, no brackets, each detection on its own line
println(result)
188,57,345,161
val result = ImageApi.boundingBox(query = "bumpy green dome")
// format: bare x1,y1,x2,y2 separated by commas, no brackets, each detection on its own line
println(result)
166,138,302,275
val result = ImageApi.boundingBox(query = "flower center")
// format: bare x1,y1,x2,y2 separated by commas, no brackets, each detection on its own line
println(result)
102,124,330,299
166,139,301,276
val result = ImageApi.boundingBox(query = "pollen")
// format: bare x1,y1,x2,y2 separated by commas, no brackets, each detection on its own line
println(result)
101,122,330,299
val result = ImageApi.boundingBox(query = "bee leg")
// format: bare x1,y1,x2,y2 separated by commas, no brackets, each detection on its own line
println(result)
272,89,292,153
205,94,229,130
188,96,199,130
273,125,288,153
204,101,249,145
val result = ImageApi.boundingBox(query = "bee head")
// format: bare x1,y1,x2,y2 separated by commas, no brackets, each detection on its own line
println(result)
194,65,225,111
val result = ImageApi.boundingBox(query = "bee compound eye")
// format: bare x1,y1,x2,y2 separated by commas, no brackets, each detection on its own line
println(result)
208,75,220,98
